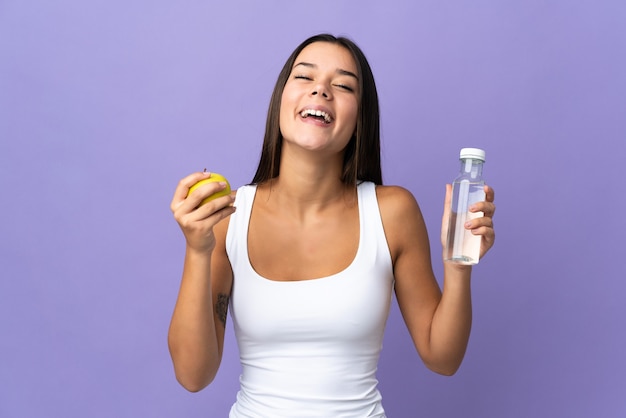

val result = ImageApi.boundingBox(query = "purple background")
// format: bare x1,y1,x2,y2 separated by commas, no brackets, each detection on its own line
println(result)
1,1,625,417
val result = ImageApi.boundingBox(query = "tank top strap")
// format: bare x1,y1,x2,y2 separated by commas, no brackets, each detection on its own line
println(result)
225,184,257,274
357,181,394,276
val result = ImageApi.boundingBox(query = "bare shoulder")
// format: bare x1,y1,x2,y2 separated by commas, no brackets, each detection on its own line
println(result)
375,184,423,219
375,184,429,263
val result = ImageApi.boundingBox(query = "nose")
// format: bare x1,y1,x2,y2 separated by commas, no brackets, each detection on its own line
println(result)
311,84,330,99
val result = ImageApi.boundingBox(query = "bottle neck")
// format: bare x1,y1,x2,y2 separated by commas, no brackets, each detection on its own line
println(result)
459,158,484,180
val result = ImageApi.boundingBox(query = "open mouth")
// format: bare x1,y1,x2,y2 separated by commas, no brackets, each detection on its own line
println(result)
300,109,332,124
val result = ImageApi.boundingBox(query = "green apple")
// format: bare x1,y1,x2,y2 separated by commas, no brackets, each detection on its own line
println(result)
187,173,231,206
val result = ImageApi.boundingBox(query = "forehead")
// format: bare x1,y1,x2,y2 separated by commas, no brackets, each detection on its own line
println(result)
293,42,358,73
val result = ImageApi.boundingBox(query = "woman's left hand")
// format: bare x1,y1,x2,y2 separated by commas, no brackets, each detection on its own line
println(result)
441,184,496,260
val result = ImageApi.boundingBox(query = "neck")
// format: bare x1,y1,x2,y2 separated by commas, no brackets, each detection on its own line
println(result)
259,145,355,217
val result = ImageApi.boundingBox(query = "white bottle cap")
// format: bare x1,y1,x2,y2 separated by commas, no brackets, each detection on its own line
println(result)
460,148,486,161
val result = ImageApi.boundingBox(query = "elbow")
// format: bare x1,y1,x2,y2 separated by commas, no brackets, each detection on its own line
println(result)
430,365,460,376
179,381,208,393
424,357,463,376
170,350,217,393
419,343,468,376
168,340,219,393
175,371,215,393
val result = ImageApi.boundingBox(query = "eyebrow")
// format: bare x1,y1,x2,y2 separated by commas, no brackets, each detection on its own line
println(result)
293,62,359,80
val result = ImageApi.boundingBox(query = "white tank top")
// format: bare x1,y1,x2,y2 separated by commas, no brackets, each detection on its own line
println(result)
226,181,394,417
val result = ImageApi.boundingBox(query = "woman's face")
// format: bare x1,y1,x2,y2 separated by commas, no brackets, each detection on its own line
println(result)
279,42,360,156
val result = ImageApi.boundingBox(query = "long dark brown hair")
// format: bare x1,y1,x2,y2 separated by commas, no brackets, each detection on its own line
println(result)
251,34,382,186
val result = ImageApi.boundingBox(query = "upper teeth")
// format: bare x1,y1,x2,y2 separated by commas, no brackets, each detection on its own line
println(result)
300,109,332,123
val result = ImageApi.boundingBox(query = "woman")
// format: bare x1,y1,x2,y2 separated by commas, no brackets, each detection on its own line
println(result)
168,34,496,417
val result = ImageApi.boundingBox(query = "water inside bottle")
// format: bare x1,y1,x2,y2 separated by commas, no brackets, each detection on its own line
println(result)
445,181,485,265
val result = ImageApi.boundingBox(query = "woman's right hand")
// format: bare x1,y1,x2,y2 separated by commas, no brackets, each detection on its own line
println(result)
170,171,236,253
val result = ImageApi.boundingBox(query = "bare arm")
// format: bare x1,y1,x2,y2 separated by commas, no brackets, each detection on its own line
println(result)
378,184,495,375
167,172,236,392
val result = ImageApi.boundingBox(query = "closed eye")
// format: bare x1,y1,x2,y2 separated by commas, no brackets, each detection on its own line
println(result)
293,73,355,93
334,83,354,92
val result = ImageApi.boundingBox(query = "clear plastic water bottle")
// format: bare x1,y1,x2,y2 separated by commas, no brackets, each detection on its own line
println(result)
444,148,486,265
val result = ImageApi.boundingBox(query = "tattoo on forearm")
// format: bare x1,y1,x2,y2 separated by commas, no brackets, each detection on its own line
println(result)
216,293,229,327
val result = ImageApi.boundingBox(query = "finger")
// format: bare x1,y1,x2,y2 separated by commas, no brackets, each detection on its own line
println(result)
469,218,495,239
175,195,236,235
472,226,495,240
185,181,230,210
476,225,496,249
182,202,237,228
170,171,212,212
470,201,496,218
440,184,452,245
444,183,452,209
484,184,495,203
466,215,493,231
185,193,236,222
